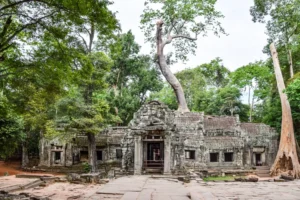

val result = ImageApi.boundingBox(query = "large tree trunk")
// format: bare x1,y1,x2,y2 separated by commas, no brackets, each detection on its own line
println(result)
270,43,300,178
156,21,190,113
87,133,97,173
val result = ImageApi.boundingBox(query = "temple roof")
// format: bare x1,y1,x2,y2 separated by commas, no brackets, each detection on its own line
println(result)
240,123,275,135
204,115,237,131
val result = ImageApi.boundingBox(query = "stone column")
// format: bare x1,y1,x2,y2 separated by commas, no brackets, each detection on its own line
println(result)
164,134,171,175
121,147,126,170
134,135,142,175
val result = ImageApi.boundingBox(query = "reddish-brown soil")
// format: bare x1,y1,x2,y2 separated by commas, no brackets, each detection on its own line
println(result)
0,161,23,176
0,161,63,176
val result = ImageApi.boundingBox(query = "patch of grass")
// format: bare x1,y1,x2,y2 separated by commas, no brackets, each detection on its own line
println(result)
203,175,244,182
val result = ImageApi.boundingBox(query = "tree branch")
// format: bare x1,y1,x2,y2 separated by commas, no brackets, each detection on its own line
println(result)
0,16,12,39
77,33,89,52
0,0,48,12
172,34,197,40
162,33,198,48
0,11,58,51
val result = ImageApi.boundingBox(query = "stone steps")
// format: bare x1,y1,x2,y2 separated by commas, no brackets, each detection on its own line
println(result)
255,166,271,178
144,168,163,174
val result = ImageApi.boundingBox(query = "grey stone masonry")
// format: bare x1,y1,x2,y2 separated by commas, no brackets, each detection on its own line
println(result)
39,101,278,175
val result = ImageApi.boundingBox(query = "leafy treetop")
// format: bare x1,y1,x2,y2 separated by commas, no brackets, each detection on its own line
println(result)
140,0,225,61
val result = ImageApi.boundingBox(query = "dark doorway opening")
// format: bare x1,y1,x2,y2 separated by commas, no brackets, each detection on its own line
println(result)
256,153,262,166
55,152,61,161
147,143,163,161
144,142,164,169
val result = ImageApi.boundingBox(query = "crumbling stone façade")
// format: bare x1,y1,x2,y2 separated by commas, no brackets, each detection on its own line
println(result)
39,101,278,174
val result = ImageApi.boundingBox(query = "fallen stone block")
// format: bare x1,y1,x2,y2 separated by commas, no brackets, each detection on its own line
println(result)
98,179,110,184
280,174,294,181
177,176,190,183
40,176,58,181
1,185,22,193
246,175,259,182
247,177,258,182
16,174,53,179
234,177,246,182
67,173,81,182
80,173,100,183
22,180,44,190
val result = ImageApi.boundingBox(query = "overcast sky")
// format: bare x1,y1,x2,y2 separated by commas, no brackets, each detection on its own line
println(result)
110,0,268,73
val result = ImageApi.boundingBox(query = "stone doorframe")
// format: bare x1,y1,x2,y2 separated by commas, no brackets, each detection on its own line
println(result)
133,130,171,175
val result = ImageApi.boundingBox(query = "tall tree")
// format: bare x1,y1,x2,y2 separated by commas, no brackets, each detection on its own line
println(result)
270,43,300,178
0,0,119,167
141,0,225,112
251,0,300,78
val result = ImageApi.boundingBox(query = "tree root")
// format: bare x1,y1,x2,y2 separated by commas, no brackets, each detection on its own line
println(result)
270,153,300,178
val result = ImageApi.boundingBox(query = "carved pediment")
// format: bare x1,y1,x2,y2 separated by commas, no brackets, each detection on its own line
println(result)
129,102,174,129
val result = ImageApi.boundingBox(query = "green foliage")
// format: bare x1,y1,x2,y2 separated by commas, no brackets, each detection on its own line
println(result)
251,0,300,45
286,78,300,107
107,31,163,124
231,62,272,98
150,84,178,110
140,0,225,61
82,162,92,173
0,92,24,159
0,0,119,160
174,58,230,110
0,0,118,62
230,62,273,121
151,58,249,120
203,176,243,182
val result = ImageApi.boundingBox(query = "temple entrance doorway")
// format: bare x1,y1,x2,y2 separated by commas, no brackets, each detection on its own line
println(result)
255,153,262,166
143,133,164,173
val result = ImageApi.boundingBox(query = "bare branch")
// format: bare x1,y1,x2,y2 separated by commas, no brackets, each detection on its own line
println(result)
172,34,197,41
177,21,187,32
77,33,89,51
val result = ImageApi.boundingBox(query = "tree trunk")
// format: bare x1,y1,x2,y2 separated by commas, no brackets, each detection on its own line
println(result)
87,133,97,173
249,92,255,122
270,43,300,178
288,50,294,78
22,142,29,168
156,20,190,113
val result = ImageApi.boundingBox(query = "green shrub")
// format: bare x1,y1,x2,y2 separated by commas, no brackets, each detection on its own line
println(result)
82,162,91,173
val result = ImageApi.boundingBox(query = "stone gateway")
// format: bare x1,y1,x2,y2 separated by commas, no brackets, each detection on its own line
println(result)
39,101,278,175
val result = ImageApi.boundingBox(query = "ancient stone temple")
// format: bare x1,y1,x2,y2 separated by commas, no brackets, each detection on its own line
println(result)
39,101,278,174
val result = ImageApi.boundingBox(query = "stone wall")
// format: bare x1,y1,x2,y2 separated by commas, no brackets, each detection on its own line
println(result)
39,101,279,175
